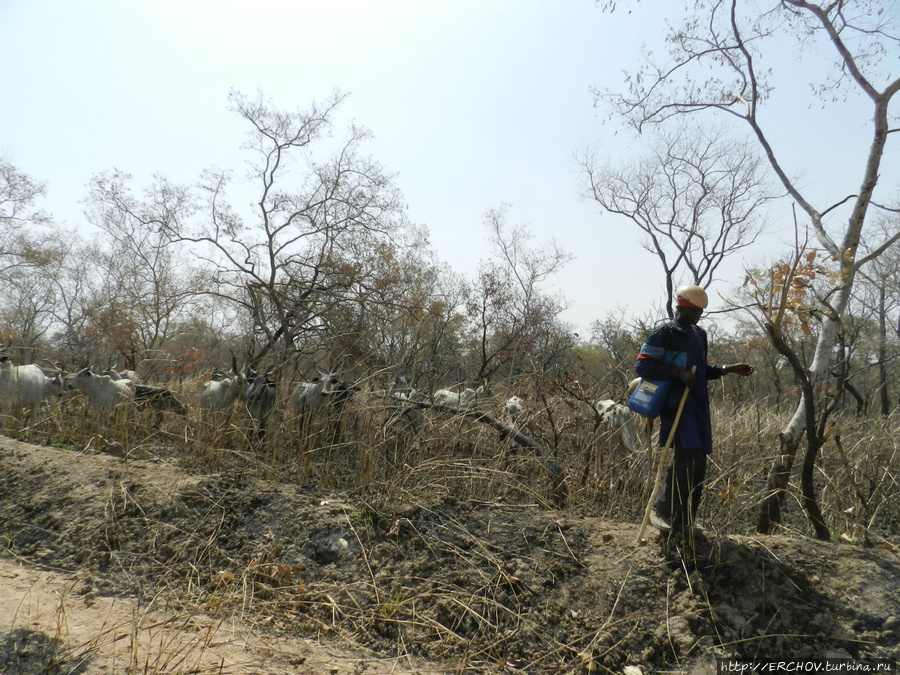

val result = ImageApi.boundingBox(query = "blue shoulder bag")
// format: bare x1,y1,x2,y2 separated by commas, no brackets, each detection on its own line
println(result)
627,323,676,419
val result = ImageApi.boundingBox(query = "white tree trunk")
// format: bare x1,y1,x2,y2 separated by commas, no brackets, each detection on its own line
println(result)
780,282,853,442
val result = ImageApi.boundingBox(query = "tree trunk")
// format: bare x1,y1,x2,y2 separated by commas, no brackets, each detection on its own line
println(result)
801,434,831,540
878,285,890,416
844,382,865,417
757,432,800,534
757,308,845,536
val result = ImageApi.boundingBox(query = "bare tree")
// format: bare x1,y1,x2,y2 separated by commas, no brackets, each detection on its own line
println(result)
589,312,649,391
466,206,572,382
581,124,773,315
744,231,842,540
0,160,77,359
853,215,900,415
599,0,900,537
0,159,51,279
149,90,410,368
0,238,68,359
85,173,201,370
324,232,472,383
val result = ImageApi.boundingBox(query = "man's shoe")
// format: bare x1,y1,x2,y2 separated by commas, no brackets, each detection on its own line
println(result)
650,509,672,532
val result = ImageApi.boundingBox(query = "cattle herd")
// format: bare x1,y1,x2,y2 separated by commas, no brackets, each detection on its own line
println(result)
0,341,640,455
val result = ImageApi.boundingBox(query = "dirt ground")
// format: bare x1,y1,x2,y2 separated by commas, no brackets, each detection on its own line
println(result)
1,435,899,674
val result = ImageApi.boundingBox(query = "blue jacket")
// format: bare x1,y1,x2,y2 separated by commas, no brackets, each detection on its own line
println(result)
635,319,727,454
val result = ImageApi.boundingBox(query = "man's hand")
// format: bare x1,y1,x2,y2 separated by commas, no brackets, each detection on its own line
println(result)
727,363,754,377
677,370,697,388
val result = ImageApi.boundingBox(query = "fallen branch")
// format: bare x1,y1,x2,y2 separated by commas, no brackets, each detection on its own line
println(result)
398,398,568,507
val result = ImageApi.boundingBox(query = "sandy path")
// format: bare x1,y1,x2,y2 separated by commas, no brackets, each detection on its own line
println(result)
0,557,443,674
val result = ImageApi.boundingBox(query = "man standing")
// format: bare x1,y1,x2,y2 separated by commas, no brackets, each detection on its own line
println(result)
635,285,753,536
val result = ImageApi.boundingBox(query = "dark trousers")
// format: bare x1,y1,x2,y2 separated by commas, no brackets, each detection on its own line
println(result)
654,441,707,533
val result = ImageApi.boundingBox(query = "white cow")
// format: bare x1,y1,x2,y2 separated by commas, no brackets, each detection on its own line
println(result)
103,367,139,383
594,399,638,452
503,395,528,448
386,376,424,432
199,357,245,417
292,370,341,415
292,370,341,437
433,383,494,409
0,353,65,440
68,368,135,411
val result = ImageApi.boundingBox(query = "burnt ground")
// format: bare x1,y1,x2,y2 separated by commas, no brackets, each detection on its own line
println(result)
1,435,898,674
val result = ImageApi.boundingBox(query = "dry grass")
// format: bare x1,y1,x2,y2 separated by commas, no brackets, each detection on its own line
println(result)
3,390,899,673
8,383,900,544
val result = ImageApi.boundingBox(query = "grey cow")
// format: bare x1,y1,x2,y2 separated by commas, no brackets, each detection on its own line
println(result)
244,365,277,440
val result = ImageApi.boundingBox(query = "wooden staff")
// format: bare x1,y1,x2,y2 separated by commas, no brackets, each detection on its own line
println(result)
636,366,696,544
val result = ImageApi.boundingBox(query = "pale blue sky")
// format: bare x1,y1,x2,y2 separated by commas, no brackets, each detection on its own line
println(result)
1,1,896,335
